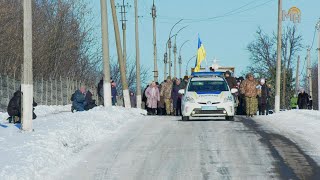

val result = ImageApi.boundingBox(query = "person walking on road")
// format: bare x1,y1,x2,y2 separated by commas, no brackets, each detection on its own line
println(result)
145,81,160,115
171,79,182,116
240,73,259,117
257,78,270,115
161,76,173,115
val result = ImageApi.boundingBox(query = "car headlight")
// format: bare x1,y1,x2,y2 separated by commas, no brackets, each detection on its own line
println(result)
185,96,195,103
224,96,233,103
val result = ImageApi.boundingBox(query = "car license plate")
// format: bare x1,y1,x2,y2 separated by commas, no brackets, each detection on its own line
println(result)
201,106,217,110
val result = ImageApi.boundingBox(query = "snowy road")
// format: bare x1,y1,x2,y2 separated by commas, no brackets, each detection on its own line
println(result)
60,116,287,180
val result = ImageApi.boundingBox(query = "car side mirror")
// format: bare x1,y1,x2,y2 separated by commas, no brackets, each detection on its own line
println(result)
231,88,238,94
178,89,185,95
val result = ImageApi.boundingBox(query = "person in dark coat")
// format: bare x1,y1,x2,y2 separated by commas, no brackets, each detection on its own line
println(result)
236,77,246,115
84,90,97,111
258,78,270,115
171,79,182,116
180,76,189,89
111,81,117,106
225,71,237,89
7,90,37,123
142,85,149,110
72,86,87,112
97,78,104,105
130,92,137,108
297,89,309,109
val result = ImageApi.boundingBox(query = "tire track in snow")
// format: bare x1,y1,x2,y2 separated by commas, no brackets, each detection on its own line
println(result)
240,116,320,180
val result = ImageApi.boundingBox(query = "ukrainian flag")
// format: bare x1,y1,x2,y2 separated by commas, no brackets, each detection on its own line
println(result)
194,36,206,72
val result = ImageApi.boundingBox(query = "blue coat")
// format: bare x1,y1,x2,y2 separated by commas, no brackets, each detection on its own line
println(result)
72,90,86,111
111,86,117,102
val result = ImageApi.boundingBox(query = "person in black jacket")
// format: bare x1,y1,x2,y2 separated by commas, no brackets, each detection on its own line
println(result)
224,71,237,89
7,90,37,123
84,90,97,111
97,78,104,105
297,89,309,109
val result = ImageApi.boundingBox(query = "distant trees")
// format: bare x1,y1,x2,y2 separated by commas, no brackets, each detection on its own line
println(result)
246,26,303,109
109,58,149,95
0,0,100,83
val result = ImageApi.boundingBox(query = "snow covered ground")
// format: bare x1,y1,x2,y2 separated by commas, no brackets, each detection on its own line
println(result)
0,105,146,180
253,110,320,165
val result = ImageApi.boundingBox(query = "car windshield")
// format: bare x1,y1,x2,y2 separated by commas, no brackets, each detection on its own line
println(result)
188,80,229,92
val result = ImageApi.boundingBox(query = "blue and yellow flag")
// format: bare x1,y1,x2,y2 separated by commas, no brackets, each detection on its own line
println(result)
194,36,206,72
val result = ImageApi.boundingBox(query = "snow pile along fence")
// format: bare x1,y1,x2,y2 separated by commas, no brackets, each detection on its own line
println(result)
0,105,146,180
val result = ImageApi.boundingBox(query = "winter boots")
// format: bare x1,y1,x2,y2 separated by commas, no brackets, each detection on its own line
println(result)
7,116,20,124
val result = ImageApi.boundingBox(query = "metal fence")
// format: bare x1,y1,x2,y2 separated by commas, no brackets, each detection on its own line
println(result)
0,74,99,110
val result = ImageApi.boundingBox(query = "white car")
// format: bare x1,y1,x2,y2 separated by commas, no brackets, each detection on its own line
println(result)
179,72,237,121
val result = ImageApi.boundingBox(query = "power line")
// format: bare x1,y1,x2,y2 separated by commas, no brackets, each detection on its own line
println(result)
151,0,274,24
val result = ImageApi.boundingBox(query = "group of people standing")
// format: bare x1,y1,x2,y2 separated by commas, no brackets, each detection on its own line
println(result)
224,71,271,117
238,73,271,117
142,76,188,116
290,89,313,110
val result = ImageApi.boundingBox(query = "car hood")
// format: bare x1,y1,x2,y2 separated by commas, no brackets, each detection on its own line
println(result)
186,91,230,104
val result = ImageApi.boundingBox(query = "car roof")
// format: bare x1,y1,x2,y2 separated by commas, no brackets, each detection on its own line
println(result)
190,76,225,82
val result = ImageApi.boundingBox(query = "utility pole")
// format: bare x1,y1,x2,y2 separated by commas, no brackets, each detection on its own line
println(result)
168,38,172,77
134,0,141,108
282,62,287,109
179,40,189,79
178,55,182,78
117,0,130,73
295,56,300,95
152,0,158,82
275,0,282,113
167,19,183,78
307,47,312,98
317,19,320,110
110,0,131,108
22,0,33,131
100,0,112,107
173,36,177,78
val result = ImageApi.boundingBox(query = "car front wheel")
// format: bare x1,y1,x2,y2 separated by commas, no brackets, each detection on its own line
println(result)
182,116,189,121
226,116,234,121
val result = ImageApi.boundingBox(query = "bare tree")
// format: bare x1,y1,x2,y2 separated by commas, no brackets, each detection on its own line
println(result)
108,57,149,97
246,26,303,109
0,0,100,85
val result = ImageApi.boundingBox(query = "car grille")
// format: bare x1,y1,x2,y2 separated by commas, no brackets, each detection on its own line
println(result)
198,102,220,105
193,109,225,115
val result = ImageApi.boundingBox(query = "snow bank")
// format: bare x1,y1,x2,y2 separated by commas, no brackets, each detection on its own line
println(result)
254,110,320,165
0,105,146,180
